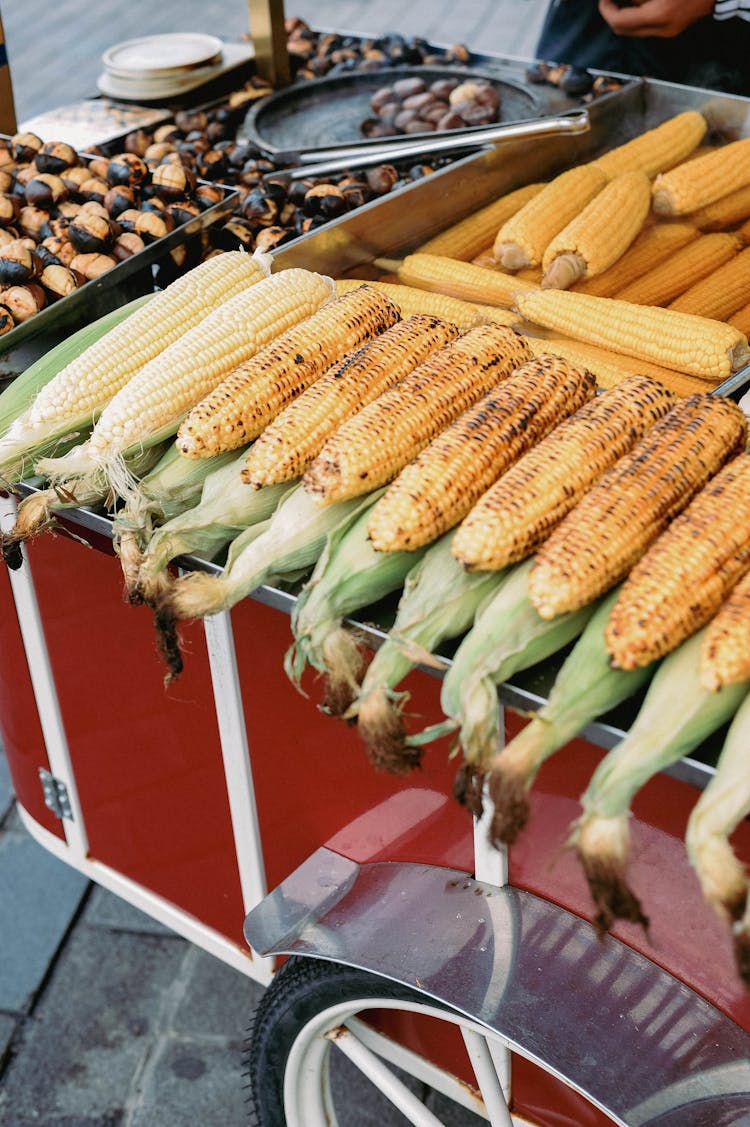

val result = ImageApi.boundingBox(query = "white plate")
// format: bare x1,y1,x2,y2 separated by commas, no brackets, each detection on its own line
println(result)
96,40,255,102
102,33,224,80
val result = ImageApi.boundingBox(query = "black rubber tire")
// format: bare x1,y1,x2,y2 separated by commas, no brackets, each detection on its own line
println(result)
245,955,459,1127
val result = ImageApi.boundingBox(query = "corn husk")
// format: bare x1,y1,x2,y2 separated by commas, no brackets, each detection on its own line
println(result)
486,586,656,846
349,532,506,773
572,627,750,934
285,498,426,716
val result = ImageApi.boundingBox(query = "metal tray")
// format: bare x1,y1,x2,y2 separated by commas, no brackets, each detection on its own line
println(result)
243,65,540,153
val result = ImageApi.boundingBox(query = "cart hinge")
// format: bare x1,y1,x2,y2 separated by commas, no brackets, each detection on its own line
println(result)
38,768,74,821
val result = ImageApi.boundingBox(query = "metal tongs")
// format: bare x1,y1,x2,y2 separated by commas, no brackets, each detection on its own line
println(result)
273,108,590,179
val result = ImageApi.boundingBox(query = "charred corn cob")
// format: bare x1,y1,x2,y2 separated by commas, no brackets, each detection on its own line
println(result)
541,171,652,289
176,284,399,459
700,570,750,690
528,394,748,619
513,287,750,379
333,278,490,328
416,182,545,259
452,373,677,572
523,335,714,397
605,453,750,670
494,163,607,270
592,110,707,180
614,232,740,307
668,246,750,321
572,222,699,298
653,137,750,217
242,314,460,489
304,324,533,505
687,183,750,231
367,354,596,553
38,268,335,484
396,253,537,309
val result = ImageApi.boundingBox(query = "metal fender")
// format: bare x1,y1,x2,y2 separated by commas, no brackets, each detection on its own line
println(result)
244,847,750,1127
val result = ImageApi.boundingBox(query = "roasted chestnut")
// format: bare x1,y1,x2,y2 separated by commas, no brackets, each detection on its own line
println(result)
0,194,19,228
103,184,136,219
39,263,77,301
69,252,117,281
78,177,110,205
25,173,68,210
34,141,78,175
0,303,14,334
60,165,91,193
150,162,196,201
112,232,146,262
69,211,115,254
106,153,150,189
167,199,201,226
134,210,174,242
0,242,40,284
11,132,43,163
41,235,76,267
3,282,45,321
114,208,142,234
303,184,346,219
18,205,51,239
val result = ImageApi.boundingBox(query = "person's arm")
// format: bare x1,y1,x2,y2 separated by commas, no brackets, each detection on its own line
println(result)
598,0,725,37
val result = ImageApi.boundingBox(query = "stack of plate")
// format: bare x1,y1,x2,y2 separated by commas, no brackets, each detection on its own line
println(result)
97,32,245,101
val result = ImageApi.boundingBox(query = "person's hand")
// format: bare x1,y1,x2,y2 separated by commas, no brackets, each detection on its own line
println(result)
598,0,716,37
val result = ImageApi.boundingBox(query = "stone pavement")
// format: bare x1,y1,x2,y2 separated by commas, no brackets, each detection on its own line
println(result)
0,2,548,1124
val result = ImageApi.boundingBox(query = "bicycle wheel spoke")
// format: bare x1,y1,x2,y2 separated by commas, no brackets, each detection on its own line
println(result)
326,1024,447,1127
461,1028,515,1127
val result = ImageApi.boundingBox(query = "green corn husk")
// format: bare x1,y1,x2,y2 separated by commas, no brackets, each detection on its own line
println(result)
156,484,378,680
685,691,750,938
133,448,294,607
406,556,600,811
573,626,750,935
349,532,508,774
0,293,155,485
487,586,657,846
285,500,427,717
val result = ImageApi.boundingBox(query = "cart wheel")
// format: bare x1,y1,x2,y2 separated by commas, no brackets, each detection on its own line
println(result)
245,956,614,1127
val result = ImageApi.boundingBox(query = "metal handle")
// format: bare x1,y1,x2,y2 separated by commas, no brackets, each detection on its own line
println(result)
278,109,590,180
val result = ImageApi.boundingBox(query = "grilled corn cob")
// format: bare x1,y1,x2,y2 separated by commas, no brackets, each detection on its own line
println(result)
572,221,699,298
700,570,750,690
176,284,399,459
668,246,750,321
395,253,538,309
513,287,750,379
527,394,748,619
304,324,533,505
242,315,460,489
485,586,655,847
39,268,335,483
0,251,271,475
605,453,750,670
522,335,714,397
452,373,677,572
653,137,750,217
687,183,750,231
366,354,596,553
614,232,740,307
416,182,546,259
333,278,493,328
572,628,750,934
592,110,707,179
494,163,607,270
541,171,652,289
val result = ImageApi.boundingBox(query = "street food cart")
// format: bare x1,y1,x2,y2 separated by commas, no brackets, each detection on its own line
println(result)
2,6,750,1124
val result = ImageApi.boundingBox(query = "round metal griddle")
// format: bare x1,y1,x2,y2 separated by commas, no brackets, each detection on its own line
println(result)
243,66,541,154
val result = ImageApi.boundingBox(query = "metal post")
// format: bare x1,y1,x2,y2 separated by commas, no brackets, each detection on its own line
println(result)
247,0,291,87
0,9,18,134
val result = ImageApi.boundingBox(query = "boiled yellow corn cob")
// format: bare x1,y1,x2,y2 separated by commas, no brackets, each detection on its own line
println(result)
736,216,750,245
333,278,488,328
653,137,750,217
1,250,270,454
38,267,334,481
396,253,537,309
614,232,740,307
366,354,597,553
471,245,501,269
470,304,522,327
522,335,714,398
592,110,707,179
686,183,750,231
605,453,750,670
572,222,699,297
451,373,677,572
729,300,750,338
700,571,750,690
242,314,461,488
513,287,750,379
527,394,748,619
303,324,533,505
493,163,607,270
176,284,400,459
668,246,750,321
416,182,545,259
541,171,652,290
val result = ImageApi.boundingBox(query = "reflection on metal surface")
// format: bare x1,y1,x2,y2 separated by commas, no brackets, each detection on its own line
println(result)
244,848,750,1126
